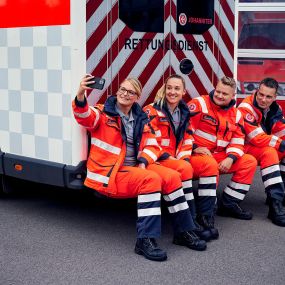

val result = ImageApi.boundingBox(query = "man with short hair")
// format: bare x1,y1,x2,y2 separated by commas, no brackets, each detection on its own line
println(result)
238,77,285,227
188,76,257,221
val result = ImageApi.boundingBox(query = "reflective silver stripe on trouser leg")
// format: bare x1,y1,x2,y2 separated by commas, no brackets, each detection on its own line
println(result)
137,192,161,238
261,164,284,200
223,181,250,206
163,187,195,233
196,176,217,216
182,179,196,219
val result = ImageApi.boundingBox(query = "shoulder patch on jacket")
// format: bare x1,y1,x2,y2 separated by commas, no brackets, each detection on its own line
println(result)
188,103,197,112
245,113,255,123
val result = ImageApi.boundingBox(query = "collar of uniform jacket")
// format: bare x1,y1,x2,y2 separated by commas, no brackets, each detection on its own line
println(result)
103,95,148,121
253,91,282,117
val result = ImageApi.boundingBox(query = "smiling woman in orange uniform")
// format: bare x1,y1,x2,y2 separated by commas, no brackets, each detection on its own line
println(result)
144,74,219,242
72,75,206,262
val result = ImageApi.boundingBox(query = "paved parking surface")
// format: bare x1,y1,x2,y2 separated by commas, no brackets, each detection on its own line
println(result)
0,173,285,285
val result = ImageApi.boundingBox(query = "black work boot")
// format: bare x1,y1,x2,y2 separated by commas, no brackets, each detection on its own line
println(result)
135,238,167,261
197,214,219,240
217,203,253,220
268,198,285,227
173,231,207,251
193,220,212,242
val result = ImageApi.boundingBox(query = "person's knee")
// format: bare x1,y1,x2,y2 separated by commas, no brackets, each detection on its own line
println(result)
141,171,162,193
260,147,279,163
203,157,219,175
162,169,182,194
241,154,258,170
177,160,193,178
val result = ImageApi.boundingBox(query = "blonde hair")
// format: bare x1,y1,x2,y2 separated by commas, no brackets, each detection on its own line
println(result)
220,76,237,90
154,74,186,108
123,78,142,97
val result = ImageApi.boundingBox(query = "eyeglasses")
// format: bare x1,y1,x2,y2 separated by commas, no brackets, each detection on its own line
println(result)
118,86,137,97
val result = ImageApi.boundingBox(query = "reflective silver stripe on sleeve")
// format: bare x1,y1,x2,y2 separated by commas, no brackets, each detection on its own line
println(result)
89,106,100,128
273,129,285,138
155,130,162,137
269,135,279,147
91,138,121,155
138,193,161,203
73,108,91,118
146,138,159,146
231,138,244,145
196,96,208,113
195,129,217,142
87,170,109,184
157,111,165,117
247,127,264,140
161,139,170,146
226,147,244,156
183,139,193,146
138,208,161,217
238,103,259,120
142,149,158,161
177,151,192,159
236,109,242,123
217,140,229,147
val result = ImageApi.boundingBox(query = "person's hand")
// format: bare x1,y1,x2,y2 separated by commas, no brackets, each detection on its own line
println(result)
138,163,146,169
193,147,212,156
168,156,177,160
76,74,94,102
219,157,234,173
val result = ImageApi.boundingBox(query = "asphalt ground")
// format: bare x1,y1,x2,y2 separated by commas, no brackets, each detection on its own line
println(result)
0,172,285,285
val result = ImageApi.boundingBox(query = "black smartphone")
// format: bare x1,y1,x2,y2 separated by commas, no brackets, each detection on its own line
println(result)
87,77,106,90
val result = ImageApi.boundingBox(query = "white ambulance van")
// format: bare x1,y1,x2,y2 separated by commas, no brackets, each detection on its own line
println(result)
0,0,234,193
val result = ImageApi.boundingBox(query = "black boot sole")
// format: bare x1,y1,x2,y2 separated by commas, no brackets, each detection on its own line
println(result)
194,231,212,242
217,209,253,220
267,214,285,227
134,246,167,261
173,239,207,251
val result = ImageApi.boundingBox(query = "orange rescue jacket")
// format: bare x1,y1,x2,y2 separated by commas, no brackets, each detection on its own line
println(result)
188,93,245,161
143,100,193,161
72,96,161,196
238,93,285,151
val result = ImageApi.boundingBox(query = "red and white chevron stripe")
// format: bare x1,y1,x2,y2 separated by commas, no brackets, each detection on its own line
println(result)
86,0,234,106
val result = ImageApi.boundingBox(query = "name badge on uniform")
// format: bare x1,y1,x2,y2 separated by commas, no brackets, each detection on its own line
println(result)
202,114,217,125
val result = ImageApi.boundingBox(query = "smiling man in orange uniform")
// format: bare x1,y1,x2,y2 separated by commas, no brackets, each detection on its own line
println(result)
238,78,285,227
188,76,257,220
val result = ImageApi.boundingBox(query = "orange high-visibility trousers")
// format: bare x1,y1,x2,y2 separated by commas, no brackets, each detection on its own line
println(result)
213,152,257,206
157,159,196,218
147,163,196,233
112,165,163,238
246,145,284,201
190,154,219,216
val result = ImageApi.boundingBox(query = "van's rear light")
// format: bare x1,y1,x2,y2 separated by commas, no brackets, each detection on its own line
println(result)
14,164,23,171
